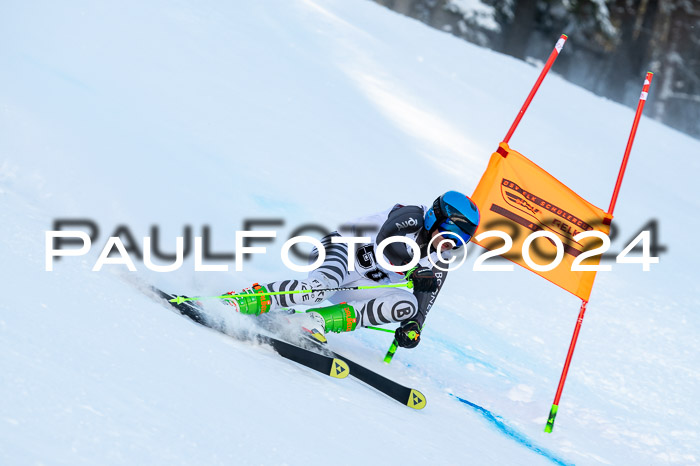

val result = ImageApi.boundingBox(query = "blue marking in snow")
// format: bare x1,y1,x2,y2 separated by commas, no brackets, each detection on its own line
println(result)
450,394,572,466
436,340,508,377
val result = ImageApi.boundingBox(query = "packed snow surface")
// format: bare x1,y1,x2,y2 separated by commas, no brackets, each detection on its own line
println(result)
1,0,698,464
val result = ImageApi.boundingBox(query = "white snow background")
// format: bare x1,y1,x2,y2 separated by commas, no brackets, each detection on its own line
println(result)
1,0,698,465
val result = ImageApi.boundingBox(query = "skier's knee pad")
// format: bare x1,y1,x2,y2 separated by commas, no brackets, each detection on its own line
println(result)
352,294,418,327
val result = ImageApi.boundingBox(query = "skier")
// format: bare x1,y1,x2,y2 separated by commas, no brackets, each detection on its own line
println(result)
224,191,480,349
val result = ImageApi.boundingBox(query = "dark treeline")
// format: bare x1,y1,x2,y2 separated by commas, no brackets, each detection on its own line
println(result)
374,0,700,140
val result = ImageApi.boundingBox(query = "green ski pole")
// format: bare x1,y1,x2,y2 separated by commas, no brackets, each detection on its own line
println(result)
169,282,413,305
384,329,419,363
366,326,395,334
383,265,420,363
384,339,399,363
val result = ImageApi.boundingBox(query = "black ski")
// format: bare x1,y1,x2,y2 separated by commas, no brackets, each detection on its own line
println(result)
328,350,426,410
150,287,349,380
147,286,425,409
271,312,427,409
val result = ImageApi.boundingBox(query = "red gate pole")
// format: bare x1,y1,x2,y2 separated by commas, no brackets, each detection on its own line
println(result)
608,72,654,215
544,300,587,433
545,72,654,433
503,34,568,144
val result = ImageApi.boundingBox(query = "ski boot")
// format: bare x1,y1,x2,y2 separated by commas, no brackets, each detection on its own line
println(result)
301,303,358,344
223,283,272,315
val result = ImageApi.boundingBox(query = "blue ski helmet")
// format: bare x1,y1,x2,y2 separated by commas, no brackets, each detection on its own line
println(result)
424,191,480,248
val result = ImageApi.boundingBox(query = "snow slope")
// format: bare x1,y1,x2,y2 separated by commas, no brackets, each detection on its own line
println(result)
1,0,698,464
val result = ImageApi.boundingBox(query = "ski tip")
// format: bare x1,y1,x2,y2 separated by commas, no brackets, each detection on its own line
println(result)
407,389,426,410
309,329,327,344
330,358,350,379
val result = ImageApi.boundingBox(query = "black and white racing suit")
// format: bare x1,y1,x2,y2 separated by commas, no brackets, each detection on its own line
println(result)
264,204,450,329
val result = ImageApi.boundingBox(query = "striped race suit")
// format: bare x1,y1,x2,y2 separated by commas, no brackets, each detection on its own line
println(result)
264,204,450,329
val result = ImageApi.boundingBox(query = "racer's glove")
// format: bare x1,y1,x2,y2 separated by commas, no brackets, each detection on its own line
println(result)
407,266,438,293
395,321,421,348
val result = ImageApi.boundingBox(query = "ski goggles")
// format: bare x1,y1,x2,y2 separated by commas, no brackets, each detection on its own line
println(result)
436,220,473,249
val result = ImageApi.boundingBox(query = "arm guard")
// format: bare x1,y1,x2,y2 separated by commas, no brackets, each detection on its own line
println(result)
410,260,449,328
375,205,425,266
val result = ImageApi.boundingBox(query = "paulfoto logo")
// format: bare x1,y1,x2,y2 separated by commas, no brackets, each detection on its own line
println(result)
45,218,665,274
45,229,413,274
